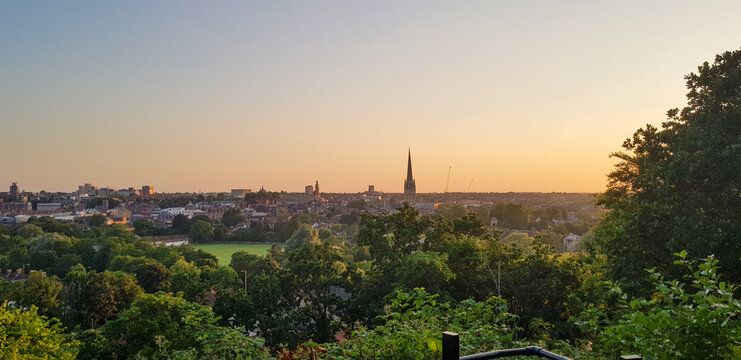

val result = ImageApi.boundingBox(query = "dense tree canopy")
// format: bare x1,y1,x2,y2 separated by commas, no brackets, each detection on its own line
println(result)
0,303,78,360
591,49,741,293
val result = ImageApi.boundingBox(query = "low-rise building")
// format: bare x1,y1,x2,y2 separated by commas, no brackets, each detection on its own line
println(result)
231,189,251,198
36,203,62,212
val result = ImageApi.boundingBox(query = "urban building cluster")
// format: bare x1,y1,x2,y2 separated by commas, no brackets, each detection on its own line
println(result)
0,151,594,250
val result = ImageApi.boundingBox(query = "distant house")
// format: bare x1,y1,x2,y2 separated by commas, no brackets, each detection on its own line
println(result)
0,269,30,282
412,203,437,216
563,233,582,252
36,203,62,212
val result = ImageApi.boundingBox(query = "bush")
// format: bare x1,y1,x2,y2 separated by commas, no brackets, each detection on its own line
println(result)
324,288,519,359
582,252,741,359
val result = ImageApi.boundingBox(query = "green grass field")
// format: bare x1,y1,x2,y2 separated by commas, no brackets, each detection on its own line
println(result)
191,243,275,266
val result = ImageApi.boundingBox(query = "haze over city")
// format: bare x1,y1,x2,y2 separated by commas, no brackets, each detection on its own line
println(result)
3,1,740,193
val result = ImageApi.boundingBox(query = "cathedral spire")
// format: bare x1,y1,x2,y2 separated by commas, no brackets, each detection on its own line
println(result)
406,148,413,180
404,148,416,195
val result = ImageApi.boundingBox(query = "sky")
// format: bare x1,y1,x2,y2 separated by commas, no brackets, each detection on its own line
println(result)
2,1,741,193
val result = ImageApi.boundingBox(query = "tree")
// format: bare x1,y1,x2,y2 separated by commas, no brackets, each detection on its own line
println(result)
435,203,468,219
169,259,204,301
6,246,30,271
284,224,321,251
281,243,350,343
100,292,269,359
5,272,63,317
229,251,279,281
221,208,246,228
592,49,741,293
174,246,218,269
212,223,230,242
133,219,155,236
358,203,431,270
0,303,78,359
109,256,171,293
491,203,531,229
499,243,584,339
189,220,214,243
16,224,44,239
203,266,241,291
88,214,107,227
62,265,142,329
393,251,455,295
172,214,188,233
502,232,535,253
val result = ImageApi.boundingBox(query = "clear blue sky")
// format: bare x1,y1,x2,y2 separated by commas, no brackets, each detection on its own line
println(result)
2,1,740,193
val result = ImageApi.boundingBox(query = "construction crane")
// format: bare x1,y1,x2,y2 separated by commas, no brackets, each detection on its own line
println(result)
467,178,474,192
444,166,452,193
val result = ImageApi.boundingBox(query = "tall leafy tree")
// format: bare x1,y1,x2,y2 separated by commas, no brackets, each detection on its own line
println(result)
62,265,142,329
592,49,741,293
284,224,321,251
281,243,351,343
189,220,214,243
4,272,63,317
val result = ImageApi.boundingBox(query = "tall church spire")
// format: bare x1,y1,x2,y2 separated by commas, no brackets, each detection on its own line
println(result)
404,148,416,195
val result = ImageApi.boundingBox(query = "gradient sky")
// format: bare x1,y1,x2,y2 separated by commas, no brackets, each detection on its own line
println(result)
2,1,740,193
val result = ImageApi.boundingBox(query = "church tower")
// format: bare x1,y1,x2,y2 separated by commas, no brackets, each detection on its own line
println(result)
404,149,416,195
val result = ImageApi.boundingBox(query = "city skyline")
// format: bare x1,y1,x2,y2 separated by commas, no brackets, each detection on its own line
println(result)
3,1,741,193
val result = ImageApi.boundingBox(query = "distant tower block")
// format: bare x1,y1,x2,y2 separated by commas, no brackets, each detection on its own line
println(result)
9,182,18,198
403,149,416,195
305,185,314,195
142,185,154,195
368,185,375,193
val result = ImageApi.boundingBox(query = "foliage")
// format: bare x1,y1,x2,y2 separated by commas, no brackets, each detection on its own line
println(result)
285,224,321,251
0,303,78,359
169,259,204,301
133,219,156,236
230,251,279,281
16,224,44,239
87,214,107,227
393,251,455,295
585,253,741,359
324,288,518,359
491,203,531,229
100,292,269,359
109,255,172,293
591,48,741,293
3,272,63,317
435,203,468,220
189,220,214,243
62,264,143,329
221,208,246,228
281,243,351,343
